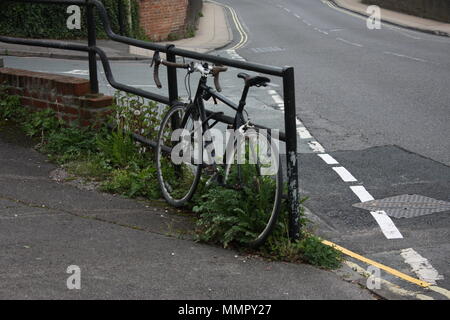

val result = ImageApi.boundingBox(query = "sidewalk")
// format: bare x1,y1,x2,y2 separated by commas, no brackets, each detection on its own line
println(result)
130,2,232,57
0,125,375,299
332,0,450,36
0,1,232,61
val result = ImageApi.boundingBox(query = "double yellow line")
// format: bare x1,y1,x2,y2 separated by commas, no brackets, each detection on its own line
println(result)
322,240,431,288
207,0,248,50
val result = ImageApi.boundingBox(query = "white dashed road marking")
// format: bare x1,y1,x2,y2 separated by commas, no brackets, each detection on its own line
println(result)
383,51,428,63
332,166,358,182
350,186,403,239
318,153,339,165
350,186,374,202
296,127,313,139
336,37,363,47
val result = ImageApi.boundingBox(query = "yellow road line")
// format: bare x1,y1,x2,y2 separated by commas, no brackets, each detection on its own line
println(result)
228,5,248,50
322,240,431,288
208,0,248,50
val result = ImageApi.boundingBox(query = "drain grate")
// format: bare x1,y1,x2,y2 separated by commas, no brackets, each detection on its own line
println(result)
353,194,450,219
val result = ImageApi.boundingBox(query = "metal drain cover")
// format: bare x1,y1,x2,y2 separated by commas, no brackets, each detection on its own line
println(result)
353,194,450,219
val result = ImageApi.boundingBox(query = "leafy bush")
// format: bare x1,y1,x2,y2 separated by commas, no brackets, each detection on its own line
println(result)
0,92,26,122
43,126,98,163
0,0,145,40
22,109,63,139
193,184,342,268
97,129,139,168
111,90,164,142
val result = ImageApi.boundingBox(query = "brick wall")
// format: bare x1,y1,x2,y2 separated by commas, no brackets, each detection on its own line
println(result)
0,68,113,127
362,0,450,23
139,0,202,41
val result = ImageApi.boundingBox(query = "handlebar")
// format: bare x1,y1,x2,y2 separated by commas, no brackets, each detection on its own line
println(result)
150,51,228,92
211,65,227,92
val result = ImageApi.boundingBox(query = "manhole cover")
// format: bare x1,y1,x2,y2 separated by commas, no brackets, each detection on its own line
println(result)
353,194,450,219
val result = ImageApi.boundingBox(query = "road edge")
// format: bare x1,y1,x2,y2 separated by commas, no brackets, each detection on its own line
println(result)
329,0,450,37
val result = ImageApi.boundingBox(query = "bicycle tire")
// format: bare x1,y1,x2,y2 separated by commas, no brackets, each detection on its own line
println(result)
224,128,283,247
156,103,202,207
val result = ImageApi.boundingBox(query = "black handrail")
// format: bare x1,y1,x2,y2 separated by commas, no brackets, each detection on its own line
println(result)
0,0,301,240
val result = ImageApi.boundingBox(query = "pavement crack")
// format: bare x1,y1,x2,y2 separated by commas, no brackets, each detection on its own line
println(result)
0,194,189,240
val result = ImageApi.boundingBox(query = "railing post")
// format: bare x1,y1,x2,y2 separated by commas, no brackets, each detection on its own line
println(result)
87,0,99,94
166,44,179,104
283,66,300,241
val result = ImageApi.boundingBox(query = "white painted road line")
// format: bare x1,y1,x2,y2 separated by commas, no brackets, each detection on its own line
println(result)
271,94,284,106
332,166,358,182
336,37,363,47
314,27,329,35
350,185,374,202
317,153,339,165
62,70,89,75
401,248,444,285
308,141,325,153
370,210,404,239
350,186,403,239
296,127,312,139
383,51,428,63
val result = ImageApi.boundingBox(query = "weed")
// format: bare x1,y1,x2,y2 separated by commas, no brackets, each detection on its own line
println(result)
22,108,62,139
185,25,196,38
97,129,139,168
43,126,98,163
101,165,160,199
64,156,111,181
0,91,26,122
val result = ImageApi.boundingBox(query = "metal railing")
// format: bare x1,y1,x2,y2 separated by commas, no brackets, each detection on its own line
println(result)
0,0,301,240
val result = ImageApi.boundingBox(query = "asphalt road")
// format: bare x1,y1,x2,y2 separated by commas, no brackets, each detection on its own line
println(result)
221,0,450,165
216,0,450,297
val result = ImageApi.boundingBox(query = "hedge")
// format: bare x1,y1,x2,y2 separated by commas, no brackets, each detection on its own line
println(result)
0,0,146,40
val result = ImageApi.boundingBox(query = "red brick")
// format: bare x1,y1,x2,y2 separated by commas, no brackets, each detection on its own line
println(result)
80,95,114,109
31,99,48,110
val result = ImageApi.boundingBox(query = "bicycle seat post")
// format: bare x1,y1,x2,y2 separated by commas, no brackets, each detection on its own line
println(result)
238,85,250,113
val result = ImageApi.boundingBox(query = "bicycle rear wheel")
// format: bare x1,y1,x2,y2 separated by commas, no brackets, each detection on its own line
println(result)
156,103,202,207
224,128,283,247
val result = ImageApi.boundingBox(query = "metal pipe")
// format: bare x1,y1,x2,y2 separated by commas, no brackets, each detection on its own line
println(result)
87,1,99,94
283,67,300,240
166,45,179,104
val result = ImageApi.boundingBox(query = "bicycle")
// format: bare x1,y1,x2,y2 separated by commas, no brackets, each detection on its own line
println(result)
151,51,283,247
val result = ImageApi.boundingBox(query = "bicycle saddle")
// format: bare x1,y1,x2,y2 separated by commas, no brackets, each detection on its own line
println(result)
237,73,270,87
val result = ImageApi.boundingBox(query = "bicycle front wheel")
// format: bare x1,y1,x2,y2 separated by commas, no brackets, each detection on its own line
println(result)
156,103,202,207
224,128,283,247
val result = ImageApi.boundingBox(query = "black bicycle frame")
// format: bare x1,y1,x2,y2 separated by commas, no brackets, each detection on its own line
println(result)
196,76,248,132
